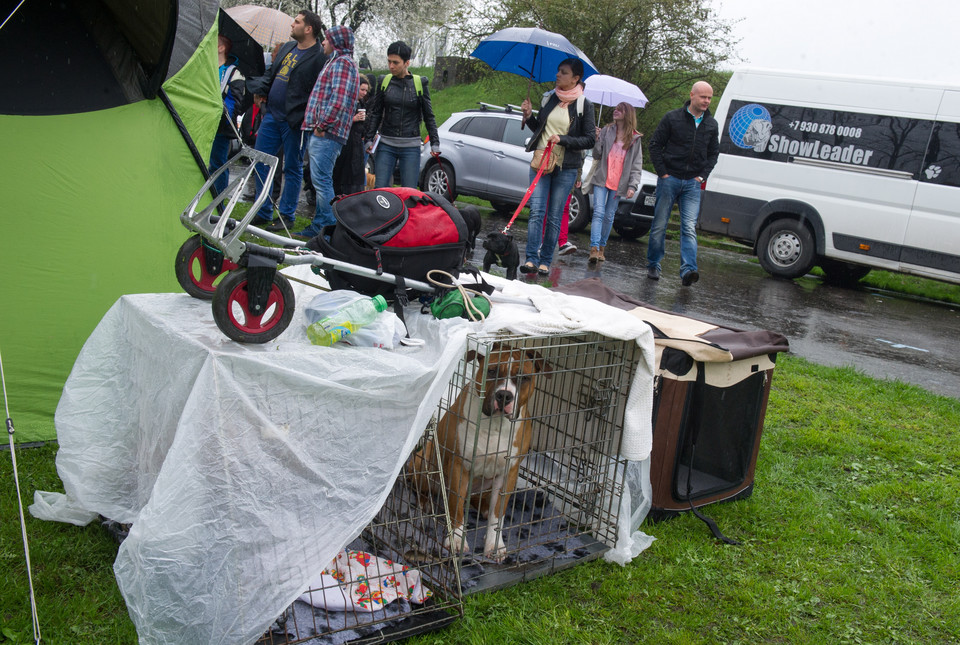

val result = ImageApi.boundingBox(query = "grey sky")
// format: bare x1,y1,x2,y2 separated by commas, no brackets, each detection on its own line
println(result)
710,0,958,83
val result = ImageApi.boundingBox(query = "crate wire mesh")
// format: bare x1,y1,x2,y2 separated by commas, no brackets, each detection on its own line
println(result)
256,330,640,643
429,331,640,592
256,430,463,645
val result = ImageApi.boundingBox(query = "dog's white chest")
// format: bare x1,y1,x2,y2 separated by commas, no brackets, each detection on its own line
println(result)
456,395,522,480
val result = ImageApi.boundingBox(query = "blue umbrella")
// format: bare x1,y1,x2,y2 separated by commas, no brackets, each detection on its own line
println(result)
470,27,598,84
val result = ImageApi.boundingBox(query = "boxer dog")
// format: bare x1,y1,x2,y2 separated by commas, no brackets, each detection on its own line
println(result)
409,343,550,561
482,230,521,280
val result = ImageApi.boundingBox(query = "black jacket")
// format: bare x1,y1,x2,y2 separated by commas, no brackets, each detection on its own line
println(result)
648,101,720,180
246,41,326,130
524,91,597,169
364,74,440,147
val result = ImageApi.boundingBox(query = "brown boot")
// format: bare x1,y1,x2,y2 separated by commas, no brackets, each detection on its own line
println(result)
598,246,606,262
588,247,599,264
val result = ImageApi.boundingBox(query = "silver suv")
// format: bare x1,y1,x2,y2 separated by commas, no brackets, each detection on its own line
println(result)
419,105,658,239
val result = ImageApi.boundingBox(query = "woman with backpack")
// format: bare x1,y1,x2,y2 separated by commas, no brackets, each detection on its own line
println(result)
364,41,441,188
585,101,644,264
519,58,596,275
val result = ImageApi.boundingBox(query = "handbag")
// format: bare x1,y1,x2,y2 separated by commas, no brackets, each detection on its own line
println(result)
531,145,562,173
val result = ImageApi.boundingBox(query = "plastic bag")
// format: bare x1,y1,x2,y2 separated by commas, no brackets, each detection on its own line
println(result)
304,290,405,349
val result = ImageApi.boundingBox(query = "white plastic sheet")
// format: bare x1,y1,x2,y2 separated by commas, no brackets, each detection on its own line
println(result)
31,266,655,644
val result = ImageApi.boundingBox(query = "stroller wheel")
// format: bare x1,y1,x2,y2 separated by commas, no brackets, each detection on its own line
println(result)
175,235,238,300
212,269,295,343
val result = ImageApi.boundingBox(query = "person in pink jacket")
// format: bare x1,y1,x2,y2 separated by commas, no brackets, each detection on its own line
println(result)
585,102,644,264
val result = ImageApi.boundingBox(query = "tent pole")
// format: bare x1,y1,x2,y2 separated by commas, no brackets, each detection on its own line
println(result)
158,88,224,212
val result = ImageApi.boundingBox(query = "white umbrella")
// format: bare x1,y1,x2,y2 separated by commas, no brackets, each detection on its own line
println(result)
224,5,294,49
583,74,648,122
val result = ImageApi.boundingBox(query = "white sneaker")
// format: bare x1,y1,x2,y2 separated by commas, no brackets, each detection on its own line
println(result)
558,242,577,256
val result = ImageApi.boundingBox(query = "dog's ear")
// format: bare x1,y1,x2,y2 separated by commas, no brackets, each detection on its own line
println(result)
465,349,478,363
524,349,553,379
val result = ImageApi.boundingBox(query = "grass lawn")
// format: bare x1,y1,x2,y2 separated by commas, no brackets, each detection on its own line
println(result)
2,355,958,644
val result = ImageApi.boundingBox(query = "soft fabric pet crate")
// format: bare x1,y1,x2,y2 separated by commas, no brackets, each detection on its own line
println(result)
554,280,789,517
422,331,645,593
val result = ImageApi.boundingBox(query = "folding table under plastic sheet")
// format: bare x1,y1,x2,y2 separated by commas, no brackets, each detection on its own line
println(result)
31,267,656,645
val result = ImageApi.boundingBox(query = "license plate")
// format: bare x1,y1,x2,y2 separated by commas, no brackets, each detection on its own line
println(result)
643,195,656,206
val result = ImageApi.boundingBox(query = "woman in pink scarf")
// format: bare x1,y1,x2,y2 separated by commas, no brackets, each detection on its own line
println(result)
519,58,597,275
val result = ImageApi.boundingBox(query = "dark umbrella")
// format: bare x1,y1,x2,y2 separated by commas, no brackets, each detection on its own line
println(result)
218,9,266,79
469,27,598,86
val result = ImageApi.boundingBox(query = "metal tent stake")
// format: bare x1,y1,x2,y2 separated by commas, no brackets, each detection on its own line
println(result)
2,346,42,645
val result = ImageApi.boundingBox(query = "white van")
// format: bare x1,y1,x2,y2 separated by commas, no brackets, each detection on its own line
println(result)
700,68,960,284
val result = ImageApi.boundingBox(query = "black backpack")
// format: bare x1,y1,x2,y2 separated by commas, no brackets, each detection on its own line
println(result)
307,187,471,300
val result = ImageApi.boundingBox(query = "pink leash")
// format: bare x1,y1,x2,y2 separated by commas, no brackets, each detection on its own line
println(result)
501,141,555,235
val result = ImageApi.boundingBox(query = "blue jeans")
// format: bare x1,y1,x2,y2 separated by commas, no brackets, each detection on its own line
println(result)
590,185,620,248
646,175,702,276
374,143,420,188
252,113,307,222
300,134,344,237
208,134,231,196
525,166,578,267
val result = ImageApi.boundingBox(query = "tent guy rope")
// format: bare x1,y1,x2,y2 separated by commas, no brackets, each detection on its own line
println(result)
2,345,42,645
0,0,28,31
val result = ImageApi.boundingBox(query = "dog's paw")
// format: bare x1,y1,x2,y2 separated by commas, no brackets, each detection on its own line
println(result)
483,542,508,563
483,531,507,562
444,527,471,555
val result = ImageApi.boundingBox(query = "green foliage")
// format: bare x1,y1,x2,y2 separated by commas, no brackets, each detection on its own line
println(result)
447,0,739,137
3,357,959,643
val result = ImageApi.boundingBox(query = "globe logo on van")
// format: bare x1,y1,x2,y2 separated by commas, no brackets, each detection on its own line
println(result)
729,103,772,152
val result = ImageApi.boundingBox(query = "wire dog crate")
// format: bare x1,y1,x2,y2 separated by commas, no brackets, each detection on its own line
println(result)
415,331,641,594
256,435,463,645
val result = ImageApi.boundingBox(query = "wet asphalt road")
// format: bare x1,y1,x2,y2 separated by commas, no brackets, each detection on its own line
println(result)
466,209,960,400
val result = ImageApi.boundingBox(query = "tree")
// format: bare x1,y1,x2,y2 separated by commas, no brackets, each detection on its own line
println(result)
219,0,455,65
447,0,740,135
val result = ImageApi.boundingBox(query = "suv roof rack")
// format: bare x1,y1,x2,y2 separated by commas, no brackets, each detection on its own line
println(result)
476,102,518,114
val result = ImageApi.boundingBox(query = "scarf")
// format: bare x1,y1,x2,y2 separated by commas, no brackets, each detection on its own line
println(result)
554,83,583,109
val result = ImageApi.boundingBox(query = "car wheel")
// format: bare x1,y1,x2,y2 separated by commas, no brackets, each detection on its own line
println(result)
613,221,650,240
567,188,590,232
757,218,816,279
818,258,871,285
421,160,457,202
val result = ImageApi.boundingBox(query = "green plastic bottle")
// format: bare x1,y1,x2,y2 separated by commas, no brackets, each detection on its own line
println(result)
306,295,389,347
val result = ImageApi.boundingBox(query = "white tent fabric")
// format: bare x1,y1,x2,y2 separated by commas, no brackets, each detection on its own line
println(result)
31,267,655,644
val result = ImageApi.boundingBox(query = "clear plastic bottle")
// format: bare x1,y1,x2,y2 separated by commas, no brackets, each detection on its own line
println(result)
306,294,389,347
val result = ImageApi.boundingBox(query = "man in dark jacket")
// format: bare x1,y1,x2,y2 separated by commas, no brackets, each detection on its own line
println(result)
245,11,326,232
646,81,720,285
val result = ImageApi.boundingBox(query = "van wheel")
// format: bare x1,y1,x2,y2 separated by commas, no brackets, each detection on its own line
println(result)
567,188,590,232
818,258,871,285
757,219,816,279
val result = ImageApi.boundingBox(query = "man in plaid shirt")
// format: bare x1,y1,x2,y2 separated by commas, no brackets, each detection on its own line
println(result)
297,25,361,239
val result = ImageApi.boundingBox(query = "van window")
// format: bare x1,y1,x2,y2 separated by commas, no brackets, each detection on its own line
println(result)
719,100,933,178
920,121,960,187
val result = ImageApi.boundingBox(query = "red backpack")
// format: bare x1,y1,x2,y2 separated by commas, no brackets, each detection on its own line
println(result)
307,187,470,300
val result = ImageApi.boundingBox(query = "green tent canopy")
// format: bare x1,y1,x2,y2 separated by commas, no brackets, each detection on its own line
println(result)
0,0,223,441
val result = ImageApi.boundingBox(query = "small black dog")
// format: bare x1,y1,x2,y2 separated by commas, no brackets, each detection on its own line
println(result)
458,204,483,262
482,229,521,280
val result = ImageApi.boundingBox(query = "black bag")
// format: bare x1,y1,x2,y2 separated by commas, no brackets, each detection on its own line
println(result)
307,187,470,299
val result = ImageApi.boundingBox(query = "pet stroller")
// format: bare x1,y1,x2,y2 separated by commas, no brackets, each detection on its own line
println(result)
175,143,472,344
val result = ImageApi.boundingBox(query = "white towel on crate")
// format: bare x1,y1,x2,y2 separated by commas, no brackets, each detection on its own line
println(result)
478,275,657,461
